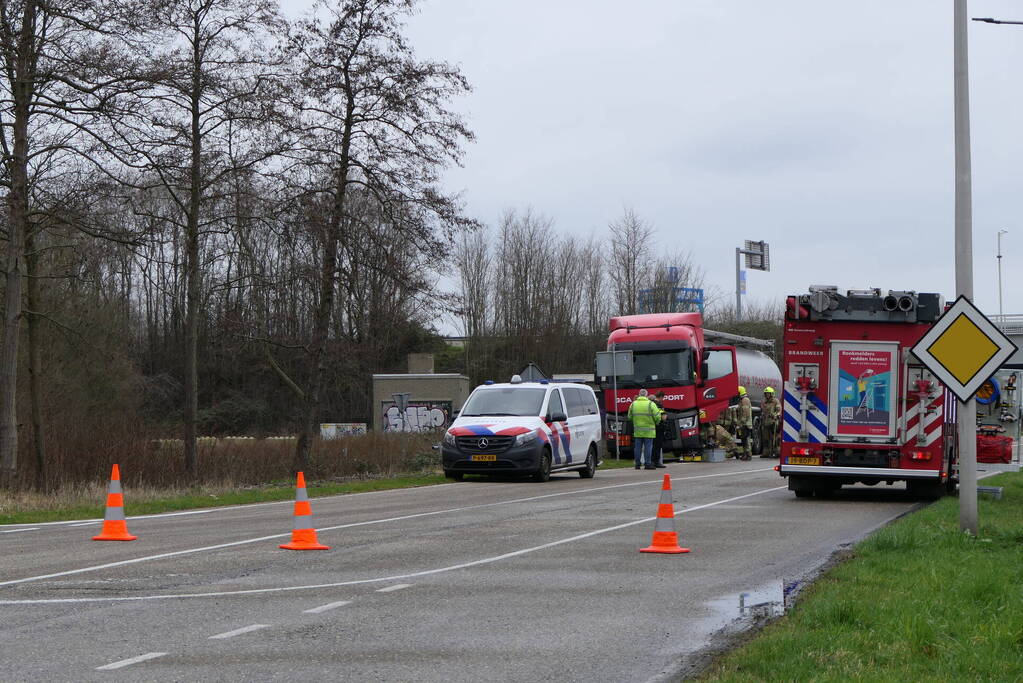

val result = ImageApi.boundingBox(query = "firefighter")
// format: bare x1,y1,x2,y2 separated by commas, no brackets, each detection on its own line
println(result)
760,386,781,458
713,414,737,459
736,386,753,461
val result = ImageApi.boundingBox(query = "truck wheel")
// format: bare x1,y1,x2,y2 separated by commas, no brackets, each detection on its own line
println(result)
789,476,814,498
751,416,763,455
579,446,597,478
794,489,814,498
532,449,552,482
444,471,463,481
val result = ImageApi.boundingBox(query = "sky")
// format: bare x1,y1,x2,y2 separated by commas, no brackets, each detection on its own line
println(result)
281,0,1023,325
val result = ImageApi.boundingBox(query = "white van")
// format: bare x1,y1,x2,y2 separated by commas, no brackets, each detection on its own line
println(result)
441,376,605,482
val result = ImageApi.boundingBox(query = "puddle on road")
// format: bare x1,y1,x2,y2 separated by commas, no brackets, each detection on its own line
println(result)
702,578,802,631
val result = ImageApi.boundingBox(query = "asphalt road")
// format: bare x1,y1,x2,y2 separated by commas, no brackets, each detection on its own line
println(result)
0,462,923,682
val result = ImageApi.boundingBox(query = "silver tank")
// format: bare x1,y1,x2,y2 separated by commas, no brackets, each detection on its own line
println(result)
735,348,782,405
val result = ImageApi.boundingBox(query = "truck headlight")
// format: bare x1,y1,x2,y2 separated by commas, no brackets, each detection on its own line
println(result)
442,431,456,446
515,431,538,446
677,415,697,431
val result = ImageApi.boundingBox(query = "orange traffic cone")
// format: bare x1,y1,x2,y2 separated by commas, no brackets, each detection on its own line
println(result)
92,464,137,541
640,474,690,554
280,472,329,550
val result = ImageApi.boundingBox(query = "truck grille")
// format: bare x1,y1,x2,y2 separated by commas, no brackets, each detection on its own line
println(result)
456,435,515,452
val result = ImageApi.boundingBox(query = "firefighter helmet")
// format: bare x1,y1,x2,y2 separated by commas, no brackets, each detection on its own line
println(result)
738,386,747,396
764,387,775,395
699,410,707,420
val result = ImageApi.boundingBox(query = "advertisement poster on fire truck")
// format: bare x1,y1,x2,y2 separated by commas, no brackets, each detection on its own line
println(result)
831,343,898,438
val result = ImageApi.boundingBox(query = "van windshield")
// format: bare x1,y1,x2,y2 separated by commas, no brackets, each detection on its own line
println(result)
460,388,547,417
616,350,693,387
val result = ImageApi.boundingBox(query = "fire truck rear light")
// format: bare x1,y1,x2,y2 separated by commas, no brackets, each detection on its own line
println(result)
910,451,931,461
792,447,812,456
773,466,780,472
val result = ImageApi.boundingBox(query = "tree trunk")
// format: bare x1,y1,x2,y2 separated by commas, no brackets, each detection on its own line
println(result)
182,25,203,478
0,5,36,488
293,103,354,473
25,228,45,492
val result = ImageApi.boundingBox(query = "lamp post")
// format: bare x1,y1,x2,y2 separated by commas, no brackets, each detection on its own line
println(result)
998,229,1008,318
954,0,978,535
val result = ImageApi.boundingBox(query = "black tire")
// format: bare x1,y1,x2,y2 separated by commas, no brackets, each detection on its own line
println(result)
532,448,552,482
579,446,597,478
444,471,463,481
908,480,944,500
751,416,763,455
794,489,814,498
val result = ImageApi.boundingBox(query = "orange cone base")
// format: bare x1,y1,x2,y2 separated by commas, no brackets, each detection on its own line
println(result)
640,531,689,554
640,544,690,554
279,529,329,550
92,522,136,542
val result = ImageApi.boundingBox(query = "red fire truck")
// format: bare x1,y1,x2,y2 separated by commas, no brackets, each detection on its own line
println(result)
597,312,781,459
778,286,958,498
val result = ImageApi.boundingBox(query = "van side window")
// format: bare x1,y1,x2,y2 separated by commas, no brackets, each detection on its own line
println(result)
547,389,564,419
565,388,586,418
585,389,599,415
706,349,734,381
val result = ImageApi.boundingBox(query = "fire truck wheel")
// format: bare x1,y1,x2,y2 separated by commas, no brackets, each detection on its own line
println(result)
579,446,597,478
444,470,463,481
907,480,944,500
794,489,813,498
531,448,552,482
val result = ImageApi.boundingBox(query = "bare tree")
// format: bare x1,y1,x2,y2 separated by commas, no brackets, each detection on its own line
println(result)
285,0,476,471
112,0,283,477
607,208,654,316
0,1,152,486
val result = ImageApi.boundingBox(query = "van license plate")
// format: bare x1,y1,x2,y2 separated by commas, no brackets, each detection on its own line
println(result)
471,454,497,462
788,456,817,465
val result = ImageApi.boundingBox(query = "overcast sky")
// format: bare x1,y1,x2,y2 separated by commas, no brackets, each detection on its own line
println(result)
282,1,1023,323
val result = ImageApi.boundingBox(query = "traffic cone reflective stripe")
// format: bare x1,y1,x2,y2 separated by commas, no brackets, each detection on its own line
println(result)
640,474,689,554
92,464,137,541
280,472,329,550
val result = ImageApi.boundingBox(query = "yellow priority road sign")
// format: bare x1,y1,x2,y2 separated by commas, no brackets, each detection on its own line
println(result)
911,295,1018,403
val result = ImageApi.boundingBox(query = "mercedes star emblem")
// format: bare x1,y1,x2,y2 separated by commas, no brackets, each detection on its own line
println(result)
477,437,489,449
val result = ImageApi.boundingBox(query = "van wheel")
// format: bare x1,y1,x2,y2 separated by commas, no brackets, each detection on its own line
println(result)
579,446,597,478
444,471,463,481
532,449,552,482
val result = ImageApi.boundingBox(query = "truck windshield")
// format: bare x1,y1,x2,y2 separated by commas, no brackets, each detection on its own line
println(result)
617,351,693,387
459,388,547,417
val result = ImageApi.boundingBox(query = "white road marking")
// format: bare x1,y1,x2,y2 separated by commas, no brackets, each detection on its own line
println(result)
209,624,270,639
0,486,786,604
1,527,38,533
95,652,167,670
303,600,352,614
69,522,100,527
0,468,772,588
376,583,411,593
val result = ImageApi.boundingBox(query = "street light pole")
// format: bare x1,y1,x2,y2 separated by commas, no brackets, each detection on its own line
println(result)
954,0,978,535
998,230,1007,318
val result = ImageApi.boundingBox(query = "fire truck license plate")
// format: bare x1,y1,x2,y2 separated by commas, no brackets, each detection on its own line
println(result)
471,454,497,462
788,456,817,465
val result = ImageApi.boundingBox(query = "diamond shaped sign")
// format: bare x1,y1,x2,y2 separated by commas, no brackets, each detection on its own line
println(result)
911,295,1018,402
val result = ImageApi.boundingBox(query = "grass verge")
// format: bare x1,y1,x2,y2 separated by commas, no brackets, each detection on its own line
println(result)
700,472,1023,681
0,458,635,524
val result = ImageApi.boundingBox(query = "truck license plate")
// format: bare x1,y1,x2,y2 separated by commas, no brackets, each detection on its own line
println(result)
788,456,817,465
471,454,497,462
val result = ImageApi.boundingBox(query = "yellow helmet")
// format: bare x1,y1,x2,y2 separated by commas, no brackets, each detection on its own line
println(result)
764,386,775,395
738,386,747,396
699,409,707,420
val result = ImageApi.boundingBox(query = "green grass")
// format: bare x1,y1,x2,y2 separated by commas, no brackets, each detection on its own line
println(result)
701,472,1023,681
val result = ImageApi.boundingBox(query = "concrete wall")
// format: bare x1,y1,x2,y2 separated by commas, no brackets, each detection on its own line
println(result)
372,373,472,433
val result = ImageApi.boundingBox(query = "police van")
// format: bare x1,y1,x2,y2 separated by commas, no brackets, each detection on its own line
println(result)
441,376,605,482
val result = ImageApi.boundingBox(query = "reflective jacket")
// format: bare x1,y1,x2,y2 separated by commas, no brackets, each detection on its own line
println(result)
628,396,662,438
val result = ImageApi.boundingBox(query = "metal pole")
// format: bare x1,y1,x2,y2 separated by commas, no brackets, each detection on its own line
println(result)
998,230,1006,318
735,247,742,321
612,342,619,460
954,0,978,535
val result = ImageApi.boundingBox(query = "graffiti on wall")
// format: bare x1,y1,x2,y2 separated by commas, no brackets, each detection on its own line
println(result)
382,401,451,433
320,423,368,439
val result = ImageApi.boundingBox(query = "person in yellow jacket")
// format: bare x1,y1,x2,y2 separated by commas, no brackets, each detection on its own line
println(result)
736,386,753,461
628,389,663,470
